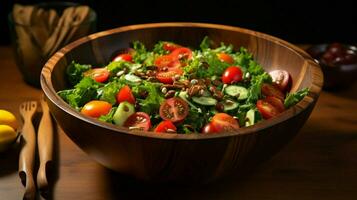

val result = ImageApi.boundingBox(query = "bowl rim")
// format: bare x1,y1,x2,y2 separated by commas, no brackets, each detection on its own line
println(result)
41,22,323,140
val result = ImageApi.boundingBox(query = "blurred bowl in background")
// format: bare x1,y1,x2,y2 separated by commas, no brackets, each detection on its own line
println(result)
306,43,357,90
8,2,97,88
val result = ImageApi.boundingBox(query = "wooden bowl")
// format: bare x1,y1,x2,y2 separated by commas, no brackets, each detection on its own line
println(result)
41,23,323,183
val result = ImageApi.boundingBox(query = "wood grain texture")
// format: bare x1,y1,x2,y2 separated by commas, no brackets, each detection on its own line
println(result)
40,23,323,183
1,46,357,199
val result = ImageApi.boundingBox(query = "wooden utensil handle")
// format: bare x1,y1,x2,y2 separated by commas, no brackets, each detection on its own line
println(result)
37,110,53,190
18,120,36,200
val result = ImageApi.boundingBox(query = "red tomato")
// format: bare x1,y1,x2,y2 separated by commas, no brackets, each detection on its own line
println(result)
170,47,193,60
81,100,112,118
269,70,292,92
154,120,177,133
156,68,183,84
217,53,234,64
201,123,219,134
116,85,135,104
154,55,181,68
257,99,281,119
83,68,110,83
163,42,181,52
159,97,189,122
124,112,151,131
221,66,243,84
265,96,285,113
261,83,285,100
112,53,133,62
211,113,240,132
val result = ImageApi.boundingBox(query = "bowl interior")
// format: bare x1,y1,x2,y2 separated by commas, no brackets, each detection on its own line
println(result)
41,23,322,138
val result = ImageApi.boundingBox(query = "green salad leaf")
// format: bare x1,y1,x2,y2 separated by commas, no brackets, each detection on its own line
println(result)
98,107,117,123
66,61,91,86
284,88,309,108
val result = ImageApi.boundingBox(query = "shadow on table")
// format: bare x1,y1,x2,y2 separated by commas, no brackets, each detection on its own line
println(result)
103,166,258,200
0,144,20,177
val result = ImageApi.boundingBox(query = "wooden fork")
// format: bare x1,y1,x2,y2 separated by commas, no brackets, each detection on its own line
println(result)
19,101,37,200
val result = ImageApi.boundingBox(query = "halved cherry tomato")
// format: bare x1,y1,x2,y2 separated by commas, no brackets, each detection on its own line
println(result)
217,53,234,64
221,66,243,84
154,55,181,69
257,99,281,119
154,120,177,133
269,70,292,92
156,68,183,84
112,53,133,62
124,112,151,131
261,83,285,100
159,97,189,122
163,42,181,52
171,47,193,60
116,85,135,104
201,122,219,134
211,113,240,132
83,68,110,83
81,100,112,118
265,96,285,113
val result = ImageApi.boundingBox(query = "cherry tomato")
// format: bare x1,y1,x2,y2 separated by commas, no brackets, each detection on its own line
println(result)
83,68,110,83
116,85,135,104
265,96,285,113
154,55,181,68
170,47,193,60
124,112,151,131
221,66,243,84
159,97,189,122
163,42,181,52
81,100,112,118
217,53,234,64
201,123,219,134
211,113,240,132
156,68,183,84
261,83,285,100
269,70,292,92
154,120,177,133
112,53,133,62
257,99,281,119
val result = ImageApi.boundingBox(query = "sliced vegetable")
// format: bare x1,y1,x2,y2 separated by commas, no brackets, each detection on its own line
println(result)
154,120,177,133
81,100,112,118
124,74,142,83
217,53,234,64
201,123,219,134
171,47,193,60
269,69,292,92
192,96,217,106
265,96,285,113
112,53,133,62
83,68,110,83
159,97,189,122
156,68,183,84
154,55,181,68
163,42,181,52
222,66,243,84
116,85,136,104
225,85,248,100
211,113,240,132
256,99,281,119
124,112,151,131
261,83,285,100
222,100,239,111
245,109,255,127
113,102,135,126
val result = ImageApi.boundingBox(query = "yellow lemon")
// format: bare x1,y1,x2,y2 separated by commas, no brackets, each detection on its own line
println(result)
0,125,18,152
0,109,18,130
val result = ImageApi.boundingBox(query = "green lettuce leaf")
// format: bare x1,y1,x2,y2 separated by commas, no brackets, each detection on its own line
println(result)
284,88,309,108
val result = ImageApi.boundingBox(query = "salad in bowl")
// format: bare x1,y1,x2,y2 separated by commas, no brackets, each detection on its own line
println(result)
58,37,308,134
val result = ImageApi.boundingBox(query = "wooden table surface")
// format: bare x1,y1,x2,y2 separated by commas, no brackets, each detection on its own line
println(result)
0,46,357,200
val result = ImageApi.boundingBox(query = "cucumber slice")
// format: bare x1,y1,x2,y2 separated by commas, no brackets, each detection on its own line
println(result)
125,74,141,83
223,100,239,111
178,91,198,109
192,96,217,106
225,85,248,100
245,109,255,127
113,102,135,126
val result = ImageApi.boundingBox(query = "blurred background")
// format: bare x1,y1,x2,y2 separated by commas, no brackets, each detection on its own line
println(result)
1,0,356,45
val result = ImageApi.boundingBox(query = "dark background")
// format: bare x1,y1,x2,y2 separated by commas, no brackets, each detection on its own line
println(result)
1,0,357,45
